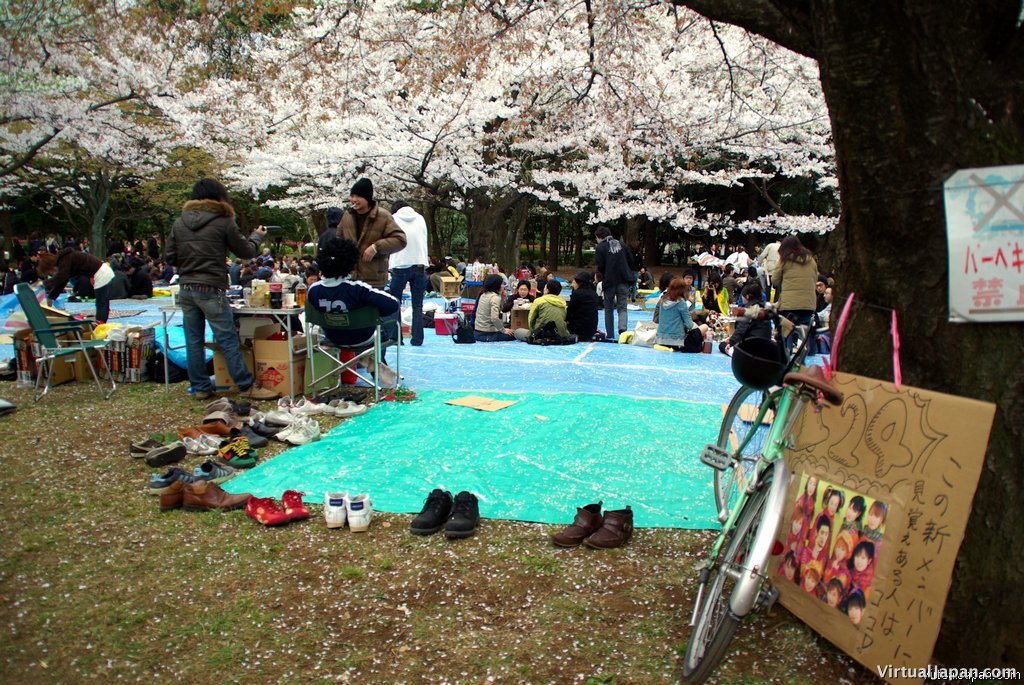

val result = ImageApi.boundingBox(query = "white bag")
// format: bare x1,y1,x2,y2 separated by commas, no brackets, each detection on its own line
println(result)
631,321,658,347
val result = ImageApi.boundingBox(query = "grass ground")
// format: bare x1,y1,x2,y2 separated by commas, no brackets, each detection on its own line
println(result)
0,380,883,684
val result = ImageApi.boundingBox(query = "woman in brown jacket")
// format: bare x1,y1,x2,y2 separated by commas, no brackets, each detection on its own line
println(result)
772,235,819,340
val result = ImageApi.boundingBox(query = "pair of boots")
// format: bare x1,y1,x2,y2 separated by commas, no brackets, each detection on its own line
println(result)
551,502,633,549
410,489,479,539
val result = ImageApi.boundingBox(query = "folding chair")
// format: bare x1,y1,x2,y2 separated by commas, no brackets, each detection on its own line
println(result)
15,283,116,401
304,303,400,403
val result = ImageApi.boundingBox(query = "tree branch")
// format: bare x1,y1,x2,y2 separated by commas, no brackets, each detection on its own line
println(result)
670,0,816,59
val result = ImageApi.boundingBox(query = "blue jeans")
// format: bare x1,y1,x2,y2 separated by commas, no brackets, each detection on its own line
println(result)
603,283,629,335
388,265,428,345
475,330,515,342
178,285,255,393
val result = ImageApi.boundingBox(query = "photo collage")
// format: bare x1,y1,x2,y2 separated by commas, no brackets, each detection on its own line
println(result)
777,473,887,627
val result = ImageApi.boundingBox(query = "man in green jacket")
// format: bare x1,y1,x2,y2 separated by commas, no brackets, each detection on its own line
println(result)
513,280,571,341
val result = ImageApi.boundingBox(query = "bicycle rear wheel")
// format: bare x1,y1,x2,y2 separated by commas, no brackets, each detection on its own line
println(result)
714,386,776,516
683,467,775,684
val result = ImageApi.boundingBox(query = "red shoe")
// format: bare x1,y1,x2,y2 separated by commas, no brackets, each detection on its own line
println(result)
245,496,290,526
281,490,310,522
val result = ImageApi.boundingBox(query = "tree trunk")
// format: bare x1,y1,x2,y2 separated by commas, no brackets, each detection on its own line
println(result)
464,188,524,274
421,203,438,259
643,220,659,269
675,0,1024,666
574,218,584,267
547,214,560,272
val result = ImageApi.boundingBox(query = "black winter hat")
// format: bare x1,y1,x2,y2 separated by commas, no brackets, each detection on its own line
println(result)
326,206,343,227
574,269,593,285
351,178,374,203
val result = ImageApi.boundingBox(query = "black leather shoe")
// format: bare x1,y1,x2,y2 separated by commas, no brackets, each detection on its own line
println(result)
444,491,480,539
410,489,454,535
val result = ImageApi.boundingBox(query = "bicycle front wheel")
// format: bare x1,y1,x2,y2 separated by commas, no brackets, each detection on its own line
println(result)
683,467,775,684
714,385,776,516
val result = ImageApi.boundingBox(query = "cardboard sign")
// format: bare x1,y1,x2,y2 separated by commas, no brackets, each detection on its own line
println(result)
771,372,995,684
445,395,516,412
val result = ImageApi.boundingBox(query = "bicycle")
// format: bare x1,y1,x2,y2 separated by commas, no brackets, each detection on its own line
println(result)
681,303,843,684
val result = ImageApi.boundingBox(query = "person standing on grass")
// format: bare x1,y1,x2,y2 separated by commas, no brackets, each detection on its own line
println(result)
594,226,633,338
166,178,277,401
388,201,429,346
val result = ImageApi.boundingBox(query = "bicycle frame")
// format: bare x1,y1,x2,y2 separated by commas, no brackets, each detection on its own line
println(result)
695,382,815,620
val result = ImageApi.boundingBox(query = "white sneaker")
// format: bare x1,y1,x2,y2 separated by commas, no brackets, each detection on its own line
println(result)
291,397,327,416
274,418,304,442
328,399,367,418
324,491,348,528
346,494,373,532
183,436,217,456
286,417,321,445
263,409,296,427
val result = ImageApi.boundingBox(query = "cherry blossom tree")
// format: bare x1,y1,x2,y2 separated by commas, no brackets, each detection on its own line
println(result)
673,0,1024,665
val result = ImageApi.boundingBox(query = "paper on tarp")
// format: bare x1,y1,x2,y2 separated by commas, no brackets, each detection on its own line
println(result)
770,372,995,684
445,395,517,412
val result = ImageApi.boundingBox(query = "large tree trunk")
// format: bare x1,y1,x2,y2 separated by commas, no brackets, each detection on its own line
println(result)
676,0,1023,667
547,214,560,272
464,188,524,274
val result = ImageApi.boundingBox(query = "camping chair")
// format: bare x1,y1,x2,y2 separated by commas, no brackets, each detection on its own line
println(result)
305,303,400,403
15,283,116,402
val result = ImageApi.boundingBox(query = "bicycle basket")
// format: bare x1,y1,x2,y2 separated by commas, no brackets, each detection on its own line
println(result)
731,337,788,390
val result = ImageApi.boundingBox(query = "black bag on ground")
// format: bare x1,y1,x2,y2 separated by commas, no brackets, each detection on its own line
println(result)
452,315,476,344
527,321,578,346
147,352,189,383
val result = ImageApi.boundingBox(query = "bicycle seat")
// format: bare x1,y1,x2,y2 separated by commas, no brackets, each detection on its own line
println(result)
783,365,844,406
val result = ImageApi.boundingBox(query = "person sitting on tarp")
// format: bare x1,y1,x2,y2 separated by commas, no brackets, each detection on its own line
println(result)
501,279,535,314
655,276,708,353
719,282,772,355
474,274,516,342
108,263,130,300
308,236,400,386
126,257,153,299
566,269,599,341
513,279,573,343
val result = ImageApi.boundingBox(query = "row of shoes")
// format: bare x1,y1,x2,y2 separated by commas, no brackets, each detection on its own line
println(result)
409,489,480,539
276,397,368,419
550,502,633,549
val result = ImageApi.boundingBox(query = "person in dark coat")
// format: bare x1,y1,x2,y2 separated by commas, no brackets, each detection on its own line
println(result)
126,258,153,299
566,269,600,341
37,247,115,322
594,226,634,337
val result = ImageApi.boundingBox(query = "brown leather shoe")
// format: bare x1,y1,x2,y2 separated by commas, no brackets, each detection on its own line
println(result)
583,506,633,549
551,502,603,547
159,480,185,512
183,481,251,511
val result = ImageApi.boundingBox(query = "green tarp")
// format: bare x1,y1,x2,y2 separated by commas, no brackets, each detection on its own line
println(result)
225,390,722,528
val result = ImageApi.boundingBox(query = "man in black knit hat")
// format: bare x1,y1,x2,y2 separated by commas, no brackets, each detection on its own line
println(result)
336,178,406,289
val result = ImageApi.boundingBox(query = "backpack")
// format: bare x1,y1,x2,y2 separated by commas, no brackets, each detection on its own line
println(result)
451,314,476,344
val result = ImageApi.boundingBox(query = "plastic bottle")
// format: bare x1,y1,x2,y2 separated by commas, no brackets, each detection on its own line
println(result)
295,282,307,308
702,328,713,354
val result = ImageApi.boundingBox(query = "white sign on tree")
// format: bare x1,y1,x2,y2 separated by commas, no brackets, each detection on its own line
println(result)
944,164,1024,322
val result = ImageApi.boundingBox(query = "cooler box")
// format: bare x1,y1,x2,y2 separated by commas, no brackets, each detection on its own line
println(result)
459,299,476,315
434,314,458,335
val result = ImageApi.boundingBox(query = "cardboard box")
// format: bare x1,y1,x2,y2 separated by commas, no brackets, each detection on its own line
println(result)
103,326,156,383
509,307,530,331
253,328,306,396
439,277,461,298
13,328,76,389
211,346,256,391
238,318,278,344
